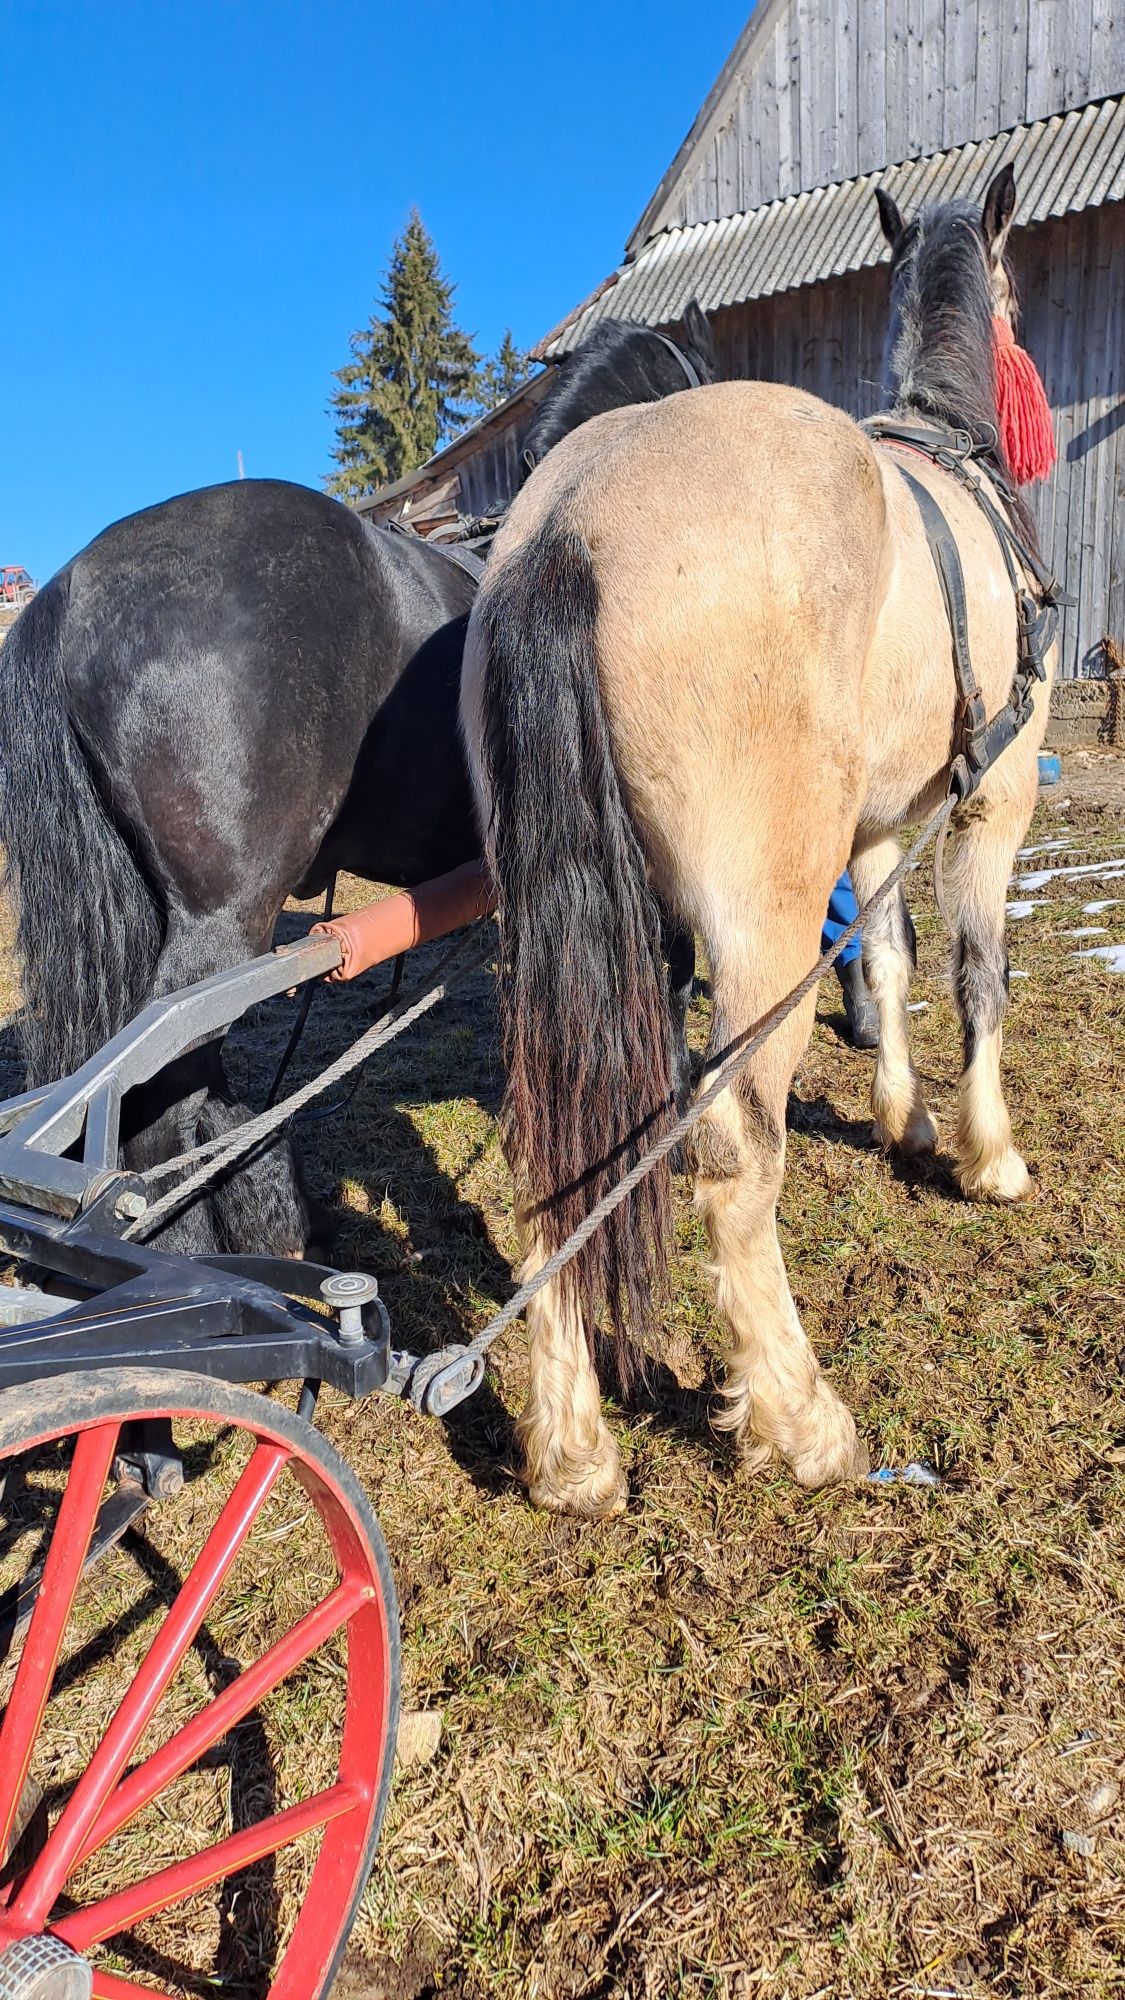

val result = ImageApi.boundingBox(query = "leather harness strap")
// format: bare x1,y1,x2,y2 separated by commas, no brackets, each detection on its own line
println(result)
864,415,1072,803
381,514,487,584
429,540,487,583
648,329,705,391
894,465,989,804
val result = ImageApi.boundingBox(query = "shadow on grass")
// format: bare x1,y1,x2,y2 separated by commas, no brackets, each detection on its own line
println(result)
790,1090,962,1199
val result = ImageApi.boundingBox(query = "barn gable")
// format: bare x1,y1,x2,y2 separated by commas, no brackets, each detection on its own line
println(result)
629,0,1125,243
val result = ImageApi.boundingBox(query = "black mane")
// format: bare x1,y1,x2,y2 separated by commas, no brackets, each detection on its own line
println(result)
883,197,1036,542
521,308,716,477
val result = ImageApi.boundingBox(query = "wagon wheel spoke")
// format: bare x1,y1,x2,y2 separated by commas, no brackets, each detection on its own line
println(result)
54,1782,368,1953
91,1971,174,2000
0,1423,121,1857
11,1439,290,1928
78,1576,368,1865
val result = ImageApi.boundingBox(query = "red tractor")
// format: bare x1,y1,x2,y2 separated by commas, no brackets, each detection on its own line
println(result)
1,566,36,608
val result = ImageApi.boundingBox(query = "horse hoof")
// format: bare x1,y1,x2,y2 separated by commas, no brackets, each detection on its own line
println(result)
848,1434,872,1478
737,1435,777,1479
957,1147,1032,1204
787,1393,864,1488
302,1195,338,1263
875,1104,938,1155
527,1482,628,1521
898,1105,939,1156
526,1459,628,1520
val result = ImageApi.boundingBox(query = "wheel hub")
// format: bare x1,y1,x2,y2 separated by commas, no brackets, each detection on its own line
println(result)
0,1938,91,2000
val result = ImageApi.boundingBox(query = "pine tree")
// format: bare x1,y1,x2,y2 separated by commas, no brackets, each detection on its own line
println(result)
479,328,535,411
327,212,482,499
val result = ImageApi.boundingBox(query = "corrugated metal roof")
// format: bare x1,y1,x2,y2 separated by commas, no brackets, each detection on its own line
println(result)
539,96,1125,357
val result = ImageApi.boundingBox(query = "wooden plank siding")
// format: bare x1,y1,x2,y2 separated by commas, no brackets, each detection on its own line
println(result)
650,0,1124,231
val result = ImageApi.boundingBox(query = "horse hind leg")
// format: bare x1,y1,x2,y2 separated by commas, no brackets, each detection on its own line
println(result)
691,961,868,1487
196,1045,328,1258
849,837,938,1155
514,1222,626,1520
123,914,319,1258
944,788,1033,1203
122,1048,222,1258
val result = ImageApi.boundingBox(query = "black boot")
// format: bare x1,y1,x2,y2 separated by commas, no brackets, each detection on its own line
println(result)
837,957,880,1049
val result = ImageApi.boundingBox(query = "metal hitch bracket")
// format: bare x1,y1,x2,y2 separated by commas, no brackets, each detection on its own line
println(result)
382,1344,488,1417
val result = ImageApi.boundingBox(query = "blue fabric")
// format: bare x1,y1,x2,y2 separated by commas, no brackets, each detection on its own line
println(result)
822,870,863,969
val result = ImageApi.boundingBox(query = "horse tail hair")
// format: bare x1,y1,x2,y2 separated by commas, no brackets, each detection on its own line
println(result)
477,514,677,1381
0,579,164,1085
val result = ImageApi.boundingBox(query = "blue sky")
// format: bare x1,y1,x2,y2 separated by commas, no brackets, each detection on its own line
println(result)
2,1,749,582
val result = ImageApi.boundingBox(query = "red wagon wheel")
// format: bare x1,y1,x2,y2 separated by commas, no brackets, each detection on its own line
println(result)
0,1370,399,2000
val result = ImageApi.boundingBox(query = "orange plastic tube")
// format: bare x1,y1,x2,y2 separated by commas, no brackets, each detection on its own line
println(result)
311,859,496,983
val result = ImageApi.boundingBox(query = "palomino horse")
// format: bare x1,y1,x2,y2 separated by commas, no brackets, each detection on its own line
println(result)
461,167,1057,1518
0,310,713,1259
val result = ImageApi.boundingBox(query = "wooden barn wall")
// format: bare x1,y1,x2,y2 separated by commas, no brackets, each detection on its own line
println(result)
456,415,535,519
362,375,552,530
1019,204,1124,678
712,202,1125,677
668,0,1124,228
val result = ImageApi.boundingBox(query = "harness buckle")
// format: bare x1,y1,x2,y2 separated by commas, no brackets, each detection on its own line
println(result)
948,753,977,803
1018,592,1063,684
935,429,976,472
948,689,990,801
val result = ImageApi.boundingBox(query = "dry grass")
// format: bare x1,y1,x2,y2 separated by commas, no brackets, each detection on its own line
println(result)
1,756,1124,1998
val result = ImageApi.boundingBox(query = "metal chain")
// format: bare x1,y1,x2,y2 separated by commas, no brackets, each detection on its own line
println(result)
125,925,498,1242
458,795,956,1364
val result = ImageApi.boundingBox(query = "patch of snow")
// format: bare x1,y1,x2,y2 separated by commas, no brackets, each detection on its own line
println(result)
1062,927,1109,938
1010,969,1029,980
1016,859,1125,891
1077,944,1125,974
1083,900,1119,915
1017,839,1071,859
906,1001,929,1012
1006,898,1048,919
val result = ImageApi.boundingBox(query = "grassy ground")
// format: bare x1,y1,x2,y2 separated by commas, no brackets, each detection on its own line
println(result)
1,757,1123,1998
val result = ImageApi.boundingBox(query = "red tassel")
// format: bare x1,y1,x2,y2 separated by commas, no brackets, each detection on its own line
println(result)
992,316,1056,485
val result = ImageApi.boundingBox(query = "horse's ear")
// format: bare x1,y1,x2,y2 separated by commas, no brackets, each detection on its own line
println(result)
681,299,716,379
875,186,904,247
982,162,1017,258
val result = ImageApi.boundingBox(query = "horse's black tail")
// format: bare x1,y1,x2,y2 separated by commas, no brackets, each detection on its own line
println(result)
476,515,677,1379
0,580,163,1085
